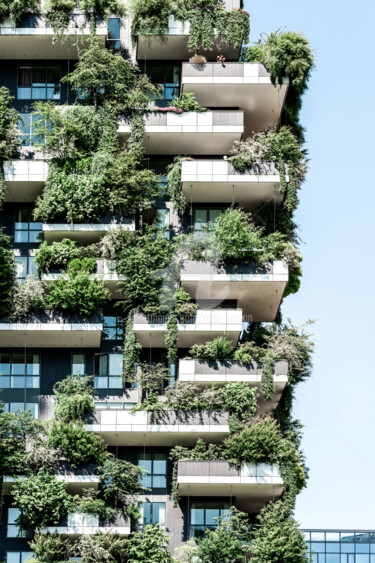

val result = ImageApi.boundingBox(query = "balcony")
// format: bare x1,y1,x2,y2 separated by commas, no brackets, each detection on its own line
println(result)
4,160,47,202
42,512,130,537
177,461,283,512
181,159,287,210
133,309,243,347
3,474,99,495
136,3,242,61
43,218,135,243
181,62,289,136
85,409,229,446
0,14,107,59
180,260,288,321
0,311,103,348
118,110,244,155
42,259,125,298
178,359,288,413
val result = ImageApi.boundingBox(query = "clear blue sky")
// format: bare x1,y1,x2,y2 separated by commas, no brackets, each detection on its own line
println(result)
243,0,375,529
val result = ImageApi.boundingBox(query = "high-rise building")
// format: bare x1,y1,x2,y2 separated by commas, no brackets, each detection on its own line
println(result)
304,529,375,563
0,2,313,561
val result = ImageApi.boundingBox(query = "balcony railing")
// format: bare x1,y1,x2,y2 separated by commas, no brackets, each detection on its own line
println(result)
180,260,288,321
133,308,243,347
43,218,135,242
42,512,130,536
0,311,103,348
4,160,47,202
177,461,283,511
181,62,289,135
118,110,244,154
85,409,229,446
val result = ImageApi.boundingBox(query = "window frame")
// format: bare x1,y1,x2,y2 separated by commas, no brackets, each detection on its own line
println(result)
138,452,167,490
17,64,61,101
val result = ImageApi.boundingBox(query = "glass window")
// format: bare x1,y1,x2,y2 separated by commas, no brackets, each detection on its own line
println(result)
326,556,340,563
0,353,40,388
145,64,181,107
194,208,222,231
15,256,37,282
18,65,60,100
107,18,120,50
157,209,170,239
6,402,39,418
138,452,167,489
15,209,43,244
103,316,124,340
190,501,230,539
7,508,23,538
6,553,33,563
94,354,123,388
72,353,85,376
139,502,166,529
18,113,45,146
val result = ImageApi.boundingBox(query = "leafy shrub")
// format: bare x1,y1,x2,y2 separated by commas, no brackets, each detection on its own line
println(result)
36,239,96,274
172,92,206,112
195,507,251,563
97,458,147,519
48,421,108,467
0,86,20,160
11,275,45,320
250,500,309,562
62,40,156,111
0,227,15,316
116,224,174,315
189,334,234,360
74,532,128,563
12,469,73,532
166,156,187,215
225,418,280,464
53,374,94,422
45,259,110,315
29,532,72,563
123,312,142,380
0,410,45,475
45,0,126,36
126,524,173,562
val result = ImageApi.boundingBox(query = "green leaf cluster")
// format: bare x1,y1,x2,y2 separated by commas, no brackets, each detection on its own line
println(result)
249,500,309,562
0,227,15,316
0,0,39,24
53,374,94,422
12,469,73,532
127,524,173,562
48,421,108,467
45,259,110,315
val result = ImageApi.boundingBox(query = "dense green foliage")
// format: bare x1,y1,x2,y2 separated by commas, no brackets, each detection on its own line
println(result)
36,239,96,274
172,92,206,112
13,469,73,532
45,258,110,315
127,525,173,562
131,0,249,52
189,334,234,360
74,533,128,563
0,410,45,475
0,228,15,316
0,87,20,205
45,0,126,37
174,0,249,53
29,532,72,562
249,500,309,562
130,0,172,44
48,421,108,467
53,374,94,422
229,127,307,215
115,225,174,314
195,507,251,562
11,275,45,321
0,0,39,24
166,157,187,215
